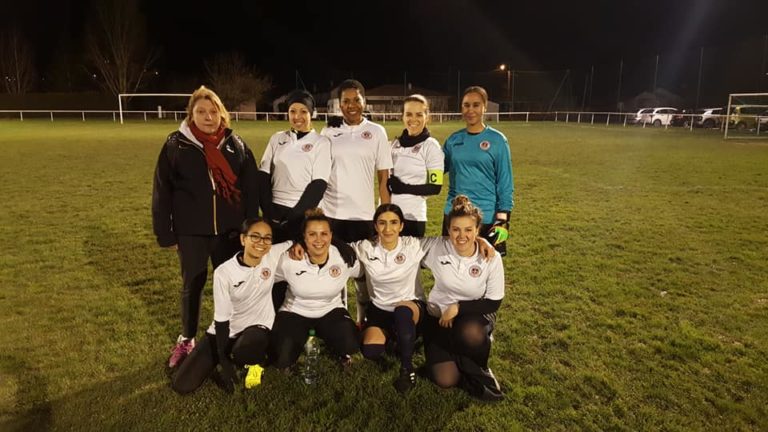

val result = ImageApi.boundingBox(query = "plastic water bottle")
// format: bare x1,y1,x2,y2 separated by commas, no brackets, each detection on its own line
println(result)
303,329,319,385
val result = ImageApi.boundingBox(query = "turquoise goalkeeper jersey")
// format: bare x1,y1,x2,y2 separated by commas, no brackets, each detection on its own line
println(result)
442,126,514,224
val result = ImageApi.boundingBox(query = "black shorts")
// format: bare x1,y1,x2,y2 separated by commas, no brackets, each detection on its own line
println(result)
364,301,426,334
401,220,426,237
329,218,375,243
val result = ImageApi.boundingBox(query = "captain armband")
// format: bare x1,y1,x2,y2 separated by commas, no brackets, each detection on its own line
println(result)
426,169,444,185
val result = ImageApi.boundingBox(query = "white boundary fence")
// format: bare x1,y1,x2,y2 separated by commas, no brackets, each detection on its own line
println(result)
1,109,765,136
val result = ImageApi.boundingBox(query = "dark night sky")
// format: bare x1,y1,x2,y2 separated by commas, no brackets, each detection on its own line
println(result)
2,0,767,99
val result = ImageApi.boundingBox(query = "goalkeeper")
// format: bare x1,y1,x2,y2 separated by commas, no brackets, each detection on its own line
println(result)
441,86,514,256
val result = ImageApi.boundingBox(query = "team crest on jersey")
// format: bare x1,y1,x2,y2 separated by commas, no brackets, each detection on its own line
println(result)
479,141,491,150
411,144,421,154
361,131,373,140
329,265,342,278
468,264,482,278
260,268,272,280
302,143,313,152
394,252,406,264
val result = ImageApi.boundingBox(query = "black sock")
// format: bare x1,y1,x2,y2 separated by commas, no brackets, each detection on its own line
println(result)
393,306,416,373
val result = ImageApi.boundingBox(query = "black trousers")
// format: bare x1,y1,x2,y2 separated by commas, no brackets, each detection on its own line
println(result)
401,220,426,238
176,234,241,338
270,308,360,369
171,325,270,395
441,215,506,256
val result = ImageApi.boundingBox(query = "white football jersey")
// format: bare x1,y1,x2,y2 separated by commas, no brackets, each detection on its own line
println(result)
259,130,332,207
390,136,444,221
422,238,505,317
277,245,361,318
320,118,393,220
352,236,440,312
207,241,292,336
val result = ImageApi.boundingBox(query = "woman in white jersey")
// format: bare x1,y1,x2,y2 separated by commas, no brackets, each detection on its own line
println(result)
387,94,444,237
270,209,360,371
423,195,505,401
259,89,331,243
171,218,291,394
259,90,332,310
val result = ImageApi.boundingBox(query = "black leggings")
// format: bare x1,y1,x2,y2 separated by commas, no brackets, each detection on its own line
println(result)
176,234,241,338
171,325,270,395
270,308,359,369
423,314,493,388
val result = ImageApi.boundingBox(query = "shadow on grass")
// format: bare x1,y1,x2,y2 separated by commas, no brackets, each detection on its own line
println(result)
1,356,491,431
0,355,52,432
83,222,178,333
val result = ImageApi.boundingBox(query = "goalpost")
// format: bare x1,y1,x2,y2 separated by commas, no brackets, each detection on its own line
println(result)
118,93,192,124
724,93,768,139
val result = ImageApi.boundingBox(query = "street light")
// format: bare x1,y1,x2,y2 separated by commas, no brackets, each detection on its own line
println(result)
498,64,513,111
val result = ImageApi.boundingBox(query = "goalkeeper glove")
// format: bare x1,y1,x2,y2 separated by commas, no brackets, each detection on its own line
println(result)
486,213,510,246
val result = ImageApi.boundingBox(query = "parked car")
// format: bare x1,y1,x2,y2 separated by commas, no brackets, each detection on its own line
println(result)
728,105,766,130
671,109,693,127
649,107,678,127
694,108,724,128
630,108,654,125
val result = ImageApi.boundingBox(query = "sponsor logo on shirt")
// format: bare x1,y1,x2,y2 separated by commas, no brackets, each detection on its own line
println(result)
412,144,421,154
234,281,245,287
278,140,288,146
479,141,491,151
226,144,235,153
394,252,406,264
361,131,373,140
332,132,343,138
295,270,308,276
329,265,342,278
302,143,313,152
439,260,451,265
367,256,380,262
260,268,271,280
469,264,482,278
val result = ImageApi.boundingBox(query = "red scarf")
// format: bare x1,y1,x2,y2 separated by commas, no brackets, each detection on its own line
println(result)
189,122,241,205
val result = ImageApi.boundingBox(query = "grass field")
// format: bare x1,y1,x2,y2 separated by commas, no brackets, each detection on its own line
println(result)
1,119,767,431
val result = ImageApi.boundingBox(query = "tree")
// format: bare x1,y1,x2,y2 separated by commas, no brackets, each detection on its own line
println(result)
85,0,155,96
205,53,272,110
0,28,36,94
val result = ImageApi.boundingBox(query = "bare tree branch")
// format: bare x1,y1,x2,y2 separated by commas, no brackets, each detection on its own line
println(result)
86,0,155,96
204,52,272,109
0,28,36,94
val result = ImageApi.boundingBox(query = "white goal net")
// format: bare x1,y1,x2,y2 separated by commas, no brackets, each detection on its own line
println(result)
118,93,191,124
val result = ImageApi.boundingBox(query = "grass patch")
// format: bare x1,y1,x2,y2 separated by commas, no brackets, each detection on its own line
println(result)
1,120,767,431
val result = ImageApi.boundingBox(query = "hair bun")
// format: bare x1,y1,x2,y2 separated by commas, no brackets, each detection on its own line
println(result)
304,208,325,218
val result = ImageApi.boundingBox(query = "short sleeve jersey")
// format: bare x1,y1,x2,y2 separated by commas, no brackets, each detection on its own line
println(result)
422,238,505,316
277,245,361,318
207,241,292,336
352,236,440,312
443,126,514,224
390,136,444,222
320,118,393,220
259,129,332,208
